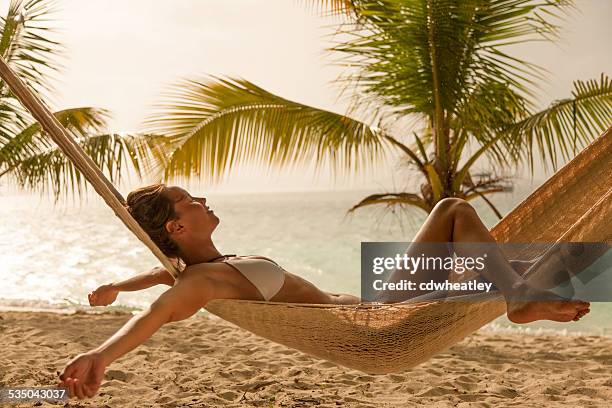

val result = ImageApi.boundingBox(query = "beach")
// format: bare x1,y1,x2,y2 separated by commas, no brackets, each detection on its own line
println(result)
3,186,612,337
0,0,610,406
2,309,611,407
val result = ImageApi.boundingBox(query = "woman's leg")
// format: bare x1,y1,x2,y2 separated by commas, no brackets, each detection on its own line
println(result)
378,198,590,323
379,198,517,300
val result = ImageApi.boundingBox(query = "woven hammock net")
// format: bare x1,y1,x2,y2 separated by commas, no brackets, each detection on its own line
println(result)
1,56,610,374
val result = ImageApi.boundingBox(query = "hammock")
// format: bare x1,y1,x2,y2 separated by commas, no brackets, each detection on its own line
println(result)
1,56,610,374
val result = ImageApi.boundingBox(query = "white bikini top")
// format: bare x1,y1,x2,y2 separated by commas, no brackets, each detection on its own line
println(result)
215,254,286,301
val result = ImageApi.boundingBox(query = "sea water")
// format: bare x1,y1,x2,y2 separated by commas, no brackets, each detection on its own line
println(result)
1,179,610,336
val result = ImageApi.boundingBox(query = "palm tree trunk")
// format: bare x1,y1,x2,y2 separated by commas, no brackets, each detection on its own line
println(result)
427,0,446,171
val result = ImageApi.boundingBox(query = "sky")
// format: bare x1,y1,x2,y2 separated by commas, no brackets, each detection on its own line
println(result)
5,0,612,194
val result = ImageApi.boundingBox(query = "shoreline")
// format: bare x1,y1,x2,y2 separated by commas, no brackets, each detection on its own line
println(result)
2,310,612,407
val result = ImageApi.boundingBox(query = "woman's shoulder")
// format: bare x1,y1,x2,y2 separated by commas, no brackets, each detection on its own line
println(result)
177,262,230,286
175,263,240,299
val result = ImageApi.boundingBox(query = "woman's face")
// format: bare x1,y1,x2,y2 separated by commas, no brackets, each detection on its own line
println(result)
164,186,219,238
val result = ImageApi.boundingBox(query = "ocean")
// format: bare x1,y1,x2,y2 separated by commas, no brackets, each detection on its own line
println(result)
1,179,610,336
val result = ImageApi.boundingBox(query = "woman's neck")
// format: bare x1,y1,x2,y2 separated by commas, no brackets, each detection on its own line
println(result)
178,236,223,266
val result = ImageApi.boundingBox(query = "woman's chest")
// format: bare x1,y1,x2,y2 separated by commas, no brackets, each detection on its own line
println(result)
177,262,260,301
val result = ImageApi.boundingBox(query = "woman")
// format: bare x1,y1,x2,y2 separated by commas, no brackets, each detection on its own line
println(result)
58,184,590,400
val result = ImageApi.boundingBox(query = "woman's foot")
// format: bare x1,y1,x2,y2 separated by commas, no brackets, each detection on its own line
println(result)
505,282,590,324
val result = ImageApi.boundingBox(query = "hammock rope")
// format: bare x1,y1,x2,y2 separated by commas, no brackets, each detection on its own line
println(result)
0,56,181,279
1,55,610,374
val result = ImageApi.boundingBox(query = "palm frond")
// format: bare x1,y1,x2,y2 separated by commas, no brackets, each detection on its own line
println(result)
412,131,429,163
1,132,155,203
300,0,359,17
0,107,109,172
506,73,612,173
450,80,530,179
144,75,388,184
461,172,514,219
423,163,443,202
0,0,63,98
451,128,517,192
461,172,514,196
382,132,427,176
465,189,504,219
0,96,28,142
347,191,431,213
328,0,573,119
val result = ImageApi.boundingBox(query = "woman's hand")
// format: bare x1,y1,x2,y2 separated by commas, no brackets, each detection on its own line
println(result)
58,351,107,399
88,284,119,306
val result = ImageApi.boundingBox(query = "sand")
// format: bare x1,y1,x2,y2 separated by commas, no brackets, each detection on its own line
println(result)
1,310,611,407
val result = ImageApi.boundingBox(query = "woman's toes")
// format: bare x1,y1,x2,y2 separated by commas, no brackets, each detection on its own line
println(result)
573,308,590,320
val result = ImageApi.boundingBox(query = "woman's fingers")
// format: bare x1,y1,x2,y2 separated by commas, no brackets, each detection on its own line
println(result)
60,354,90,398
70,379,77,399
73,378,92,399
59,364,76,381
83,383,96,398
73,379,85,399
64,378,76,399
62,379,70,398
89,287,116,306
81,383,92,398
59,352,107,399
89,292,106,306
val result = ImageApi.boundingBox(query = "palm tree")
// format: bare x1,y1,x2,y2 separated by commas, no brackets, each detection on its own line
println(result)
144,0,611,219
0,0,156,203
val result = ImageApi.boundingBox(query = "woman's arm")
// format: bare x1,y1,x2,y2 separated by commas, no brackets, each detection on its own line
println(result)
60,274,211,399
111,266,175,291
88,267,176,307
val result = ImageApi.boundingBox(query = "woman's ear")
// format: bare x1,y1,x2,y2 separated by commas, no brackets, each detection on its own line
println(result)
165,219,183,236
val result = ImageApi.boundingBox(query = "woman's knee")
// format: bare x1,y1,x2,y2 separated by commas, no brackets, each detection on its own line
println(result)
432,197,475,217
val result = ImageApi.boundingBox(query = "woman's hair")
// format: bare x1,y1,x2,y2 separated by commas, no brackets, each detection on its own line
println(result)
125,183,182,260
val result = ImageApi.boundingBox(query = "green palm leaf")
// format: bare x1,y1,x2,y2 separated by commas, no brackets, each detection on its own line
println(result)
0,107,109,170
462,173,513,219
327,0,571,114
348,191,431,213
423,163,443,202
321,0,575,176
145,75,388,184
2,132,156,203
506,73,612,173
0,0,63,98
0,107,160,203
